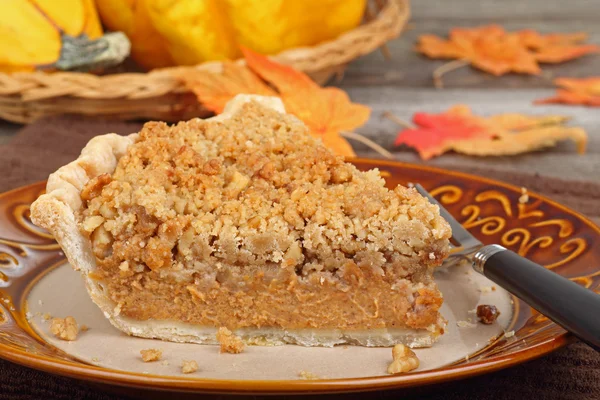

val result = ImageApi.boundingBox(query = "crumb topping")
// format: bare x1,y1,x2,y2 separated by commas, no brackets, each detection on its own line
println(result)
140,348,162,362
181,360,199,374
50,316,79,341
79,101,450,331
216,327,245,354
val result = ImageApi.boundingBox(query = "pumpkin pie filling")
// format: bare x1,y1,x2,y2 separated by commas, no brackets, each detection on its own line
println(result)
33,96,451,347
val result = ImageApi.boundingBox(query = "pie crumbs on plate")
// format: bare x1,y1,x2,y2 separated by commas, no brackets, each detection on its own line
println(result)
49,316,79,341
30,94,451,348
181,360,199,374
140,348,162,362
216,327,245,354
299,370,320,380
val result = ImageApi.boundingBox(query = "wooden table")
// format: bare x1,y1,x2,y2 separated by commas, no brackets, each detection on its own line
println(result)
2,0,598,185
340,0,600,183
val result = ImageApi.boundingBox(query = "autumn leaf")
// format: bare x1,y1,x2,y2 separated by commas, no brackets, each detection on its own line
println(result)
392,105,495,159
417,25,540,77
241,48,371,156
416,25,600,86
240,47,316,94
180,48,370,157
182,62,276,114
515,30,600,63
516,30,589,49
535,77,600,107
392,105,587,159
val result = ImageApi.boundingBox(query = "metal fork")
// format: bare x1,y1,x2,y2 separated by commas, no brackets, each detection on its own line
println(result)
415,184,600,351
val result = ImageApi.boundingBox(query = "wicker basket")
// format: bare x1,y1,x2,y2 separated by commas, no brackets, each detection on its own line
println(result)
0,0,409,124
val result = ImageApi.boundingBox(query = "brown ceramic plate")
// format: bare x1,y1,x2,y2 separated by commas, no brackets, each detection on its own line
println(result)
0,159,599,395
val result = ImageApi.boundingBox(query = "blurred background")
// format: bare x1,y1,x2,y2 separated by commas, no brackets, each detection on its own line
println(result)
0,1,599,399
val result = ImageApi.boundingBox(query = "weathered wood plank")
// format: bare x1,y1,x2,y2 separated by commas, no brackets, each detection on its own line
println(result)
345,87,600,182
412,0,600,20
342,18,600,88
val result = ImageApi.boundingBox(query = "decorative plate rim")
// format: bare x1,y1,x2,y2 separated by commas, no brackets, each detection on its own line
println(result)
0,158,597,394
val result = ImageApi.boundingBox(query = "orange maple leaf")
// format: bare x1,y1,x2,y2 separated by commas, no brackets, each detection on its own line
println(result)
241,48,371,156
182,62,276,114
394,105,587,159
180,48,370,157
417,25,540,76
535,77,600,107
516,30,589,49
417,25,599,83
515,30,600,63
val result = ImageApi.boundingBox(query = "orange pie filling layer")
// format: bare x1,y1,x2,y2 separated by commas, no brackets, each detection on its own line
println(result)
79,102,451,342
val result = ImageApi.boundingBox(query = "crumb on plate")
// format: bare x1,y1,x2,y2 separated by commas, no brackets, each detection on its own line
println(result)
519,187,529,204
387,344,419,374
216,327,244,354
42,313,52,321
50,316,79,341
479,286,493,293
140,348,162,362
181,360,198,374
80,324,90,332
456,320,478,328
299,370,319,380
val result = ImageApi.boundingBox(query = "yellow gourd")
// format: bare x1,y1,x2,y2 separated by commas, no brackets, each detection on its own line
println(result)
0,0,99,72
94,0,368,70
0,0,129,73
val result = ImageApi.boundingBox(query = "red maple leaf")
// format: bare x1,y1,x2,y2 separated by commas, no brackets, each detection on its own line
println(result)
394,105,494,159
393,105,587,159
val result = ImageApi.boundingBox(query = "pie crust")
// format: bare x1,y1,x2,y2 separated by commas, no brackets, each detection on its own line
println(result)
31,95,451,348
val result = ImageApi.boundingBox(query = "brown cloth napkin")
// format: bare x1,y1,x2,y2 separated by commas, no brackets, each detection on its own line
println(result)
1,115,599,400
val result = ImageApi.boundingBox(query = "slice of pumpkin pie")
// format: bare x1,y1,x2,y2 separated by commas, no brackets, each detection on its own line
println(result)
31,95,451,348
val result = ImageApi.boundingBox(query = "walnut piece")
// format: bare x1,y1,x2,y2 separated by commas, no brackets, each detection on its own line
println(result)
387,344,419,374
140,348,162,362
81,173,112,201
202,159,221,175
82,215,104,233
181,360,199,374
49,316,79,341
216,327,245,354
477,304,501,324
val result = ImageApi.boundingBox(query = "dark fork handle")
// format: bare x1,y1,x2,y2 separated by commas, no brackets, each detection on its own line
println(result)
474,245,600,351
